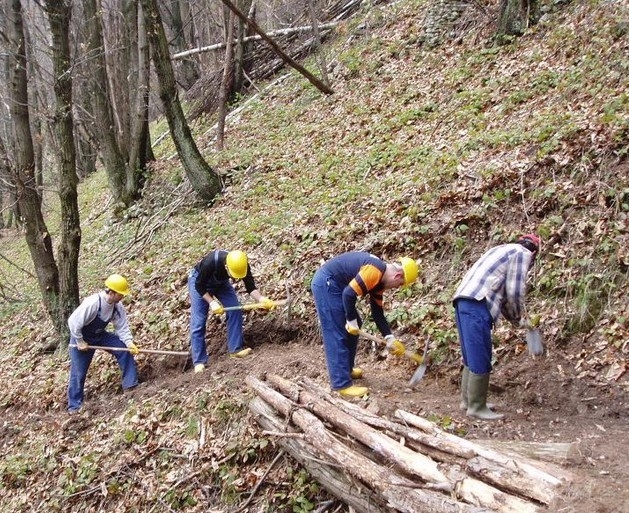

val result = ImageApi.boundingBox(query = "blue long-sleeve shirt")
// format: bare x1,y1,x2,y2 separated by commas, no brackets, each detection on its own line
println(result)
453,243,534,325
319,251,392,337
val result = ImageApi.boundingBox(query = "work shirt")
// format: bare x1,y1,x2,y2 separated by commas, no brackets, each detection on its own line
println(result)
319,251,391,336
453,243,534,324
68,291,133,345
194,250,257,297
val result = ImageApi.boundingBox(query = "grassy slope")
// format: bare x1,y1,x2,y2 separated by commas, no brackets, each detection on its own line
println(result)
1,0,628,510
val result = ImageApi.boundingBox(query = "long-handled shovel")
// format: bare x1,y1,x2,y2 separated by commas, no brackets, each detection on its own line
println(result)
217,298,289,313
70,344,189,356
358,330,429,385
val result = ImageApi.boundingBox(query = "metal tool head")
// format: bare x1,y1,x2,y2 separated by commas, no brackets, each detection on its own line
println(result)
409,337,430,386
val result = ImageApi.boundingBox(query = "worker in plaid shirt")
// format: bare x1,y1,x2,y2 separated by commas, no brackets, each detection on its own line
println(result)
453,234,541,420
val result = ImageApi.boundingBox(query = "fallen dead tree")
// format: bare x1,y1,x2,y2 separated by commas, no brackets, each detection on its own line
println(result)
246,374,573,513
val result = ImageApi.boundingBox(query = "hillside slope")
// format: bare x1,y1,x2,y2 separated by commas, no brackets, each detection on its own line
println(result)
1,0,628,511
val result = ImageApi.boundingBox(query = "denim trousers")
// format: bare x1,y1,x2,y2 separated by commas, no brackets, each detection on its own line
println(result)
67,332,138,411
454,297,493,374
188,269,243,365
311,268,358,390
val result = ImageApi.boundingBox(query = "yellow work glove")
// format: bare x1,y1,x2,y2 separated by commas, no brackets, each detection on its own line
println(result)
345,319,359,336
385,335,405,357
259,296,275,310
210,299,224,315
128,342,140,356
77,339,89,351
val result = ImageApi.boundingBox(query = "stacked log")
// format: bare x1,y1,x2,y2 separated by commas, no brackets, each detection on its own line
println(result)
247,374,573,513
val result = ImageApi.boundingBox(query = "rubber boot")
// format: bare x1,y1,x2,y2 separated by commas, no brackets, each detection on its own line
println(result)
460,366,494,411
466,373,504,420
459,366,470,410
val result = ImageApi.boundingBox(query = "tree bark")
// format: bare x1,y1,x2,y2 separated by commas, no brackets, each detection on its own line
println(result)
497,0,535,37
45,0,81,347
246,376,492,513
249,397,387,513
216,11,235,151
7,0,61,333
140,0,221,202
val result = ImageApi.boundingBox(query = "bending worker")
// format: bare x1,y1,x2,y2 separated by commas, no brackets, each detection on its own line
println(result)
453,233,541,420
67,274,140,413
311,251,419,398
188,249,274,373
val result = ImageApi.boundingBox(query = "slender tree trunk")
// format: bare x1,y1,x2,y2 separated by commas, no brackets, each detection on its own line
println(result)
7,0,61,332
45,0,81,348
216,11,235,151
83,0,130,211
140,0,221,202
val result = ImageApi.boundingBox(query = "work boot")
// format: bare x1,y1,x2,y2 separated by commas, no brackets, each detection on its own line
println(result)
466,372,504,420
194,363,206,373
351,367,364,379
337,385,369,398
230,348,252,358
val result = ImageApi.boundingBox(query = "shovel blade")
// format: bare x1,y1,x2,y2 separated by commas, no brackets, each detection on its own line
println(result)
409,364,427,386
526,328,544,356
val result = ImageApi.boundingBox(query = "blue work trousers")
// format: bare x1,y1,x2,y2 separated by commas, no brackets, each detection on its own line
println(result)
67,332,138,411
311,269,359,390
188,268,243,365
454,297,493,374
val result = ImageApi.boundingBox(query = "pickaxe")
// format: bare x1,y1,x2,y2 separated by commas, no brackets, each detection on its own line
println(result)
358,330,429,386
70,344,189,356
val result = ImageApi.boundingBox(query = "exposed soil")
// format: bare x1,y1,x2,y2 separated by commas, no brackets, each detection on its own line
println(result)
11,312,624,512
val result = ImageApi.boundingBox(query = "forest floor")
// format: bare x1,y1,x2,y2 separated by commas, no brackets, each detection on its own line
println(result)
6,313,626,512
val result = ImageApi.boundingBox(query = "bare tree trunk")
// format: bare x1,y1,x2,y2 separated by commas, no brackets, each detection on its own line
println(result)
307,0,330,87
497,0,535,37
83,0,129,210
216,11,235,151
233,0,254,92
7,0,61,333
140,0,221,202
45,0,81,348
163,0,199,90
219,0,334,95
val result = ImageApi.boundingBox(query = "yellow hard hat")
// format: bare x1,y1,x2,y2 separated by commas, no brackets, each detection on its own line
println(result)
105,274,130,296
399,257,419,286
226,250,248,279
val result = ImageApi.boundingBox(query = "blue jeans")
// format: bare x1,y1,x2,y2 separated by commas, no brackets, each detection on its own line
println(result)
311,269,358,390
454,298,493,374
67,332,138,411
188,269,243,365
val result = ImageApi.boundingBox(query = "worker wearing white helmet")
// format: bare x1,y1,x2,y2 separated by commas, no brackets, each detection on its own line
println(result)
188,250,274,373
67,274,140,414
311,251,420,398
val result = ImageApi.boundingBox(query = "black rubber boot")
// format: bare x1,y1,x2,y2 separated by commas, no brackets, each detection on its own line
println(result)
466,372,504,420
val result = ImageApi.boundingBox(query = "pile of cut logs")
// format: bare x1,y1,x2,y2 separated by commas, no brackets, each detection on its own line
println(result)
247,374,577,513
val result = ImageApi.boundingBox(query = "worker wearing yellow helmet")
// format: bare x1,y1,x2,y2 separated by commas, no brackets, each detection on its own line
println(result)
311,252,420,398
67,274,140,414
188,250,274,373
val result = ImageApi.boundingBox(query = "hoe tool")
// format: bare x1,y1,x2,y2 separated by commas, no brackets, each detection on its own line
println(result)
70,344,190,356
218,298,289,313
358,330,429,385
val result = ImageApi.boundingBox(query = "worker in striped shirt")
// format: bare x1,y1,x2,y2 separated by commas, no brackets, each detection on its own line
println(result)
453,234,541,420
